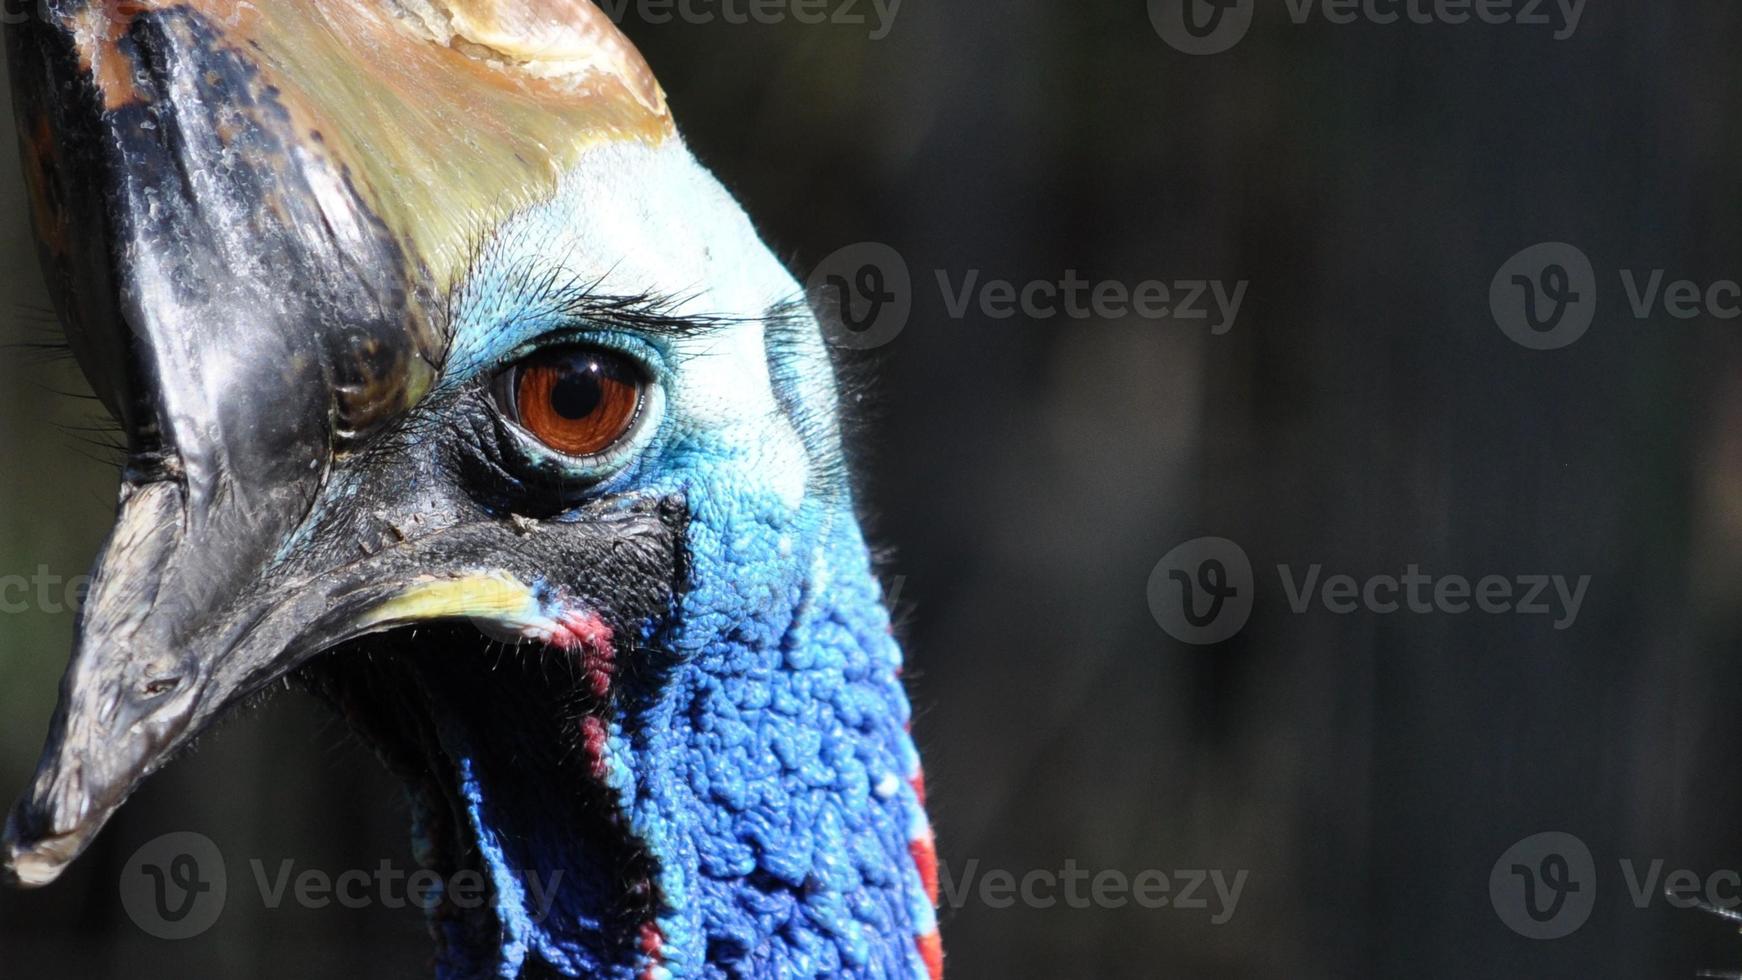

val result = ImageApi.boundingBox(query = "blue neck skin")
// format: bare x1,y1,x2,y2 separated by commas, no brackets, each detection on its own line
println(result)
433,493,936,979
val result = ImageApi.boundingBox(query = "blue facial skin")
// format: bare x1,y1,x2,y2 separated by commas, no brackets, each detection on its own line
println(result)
421,186,937,979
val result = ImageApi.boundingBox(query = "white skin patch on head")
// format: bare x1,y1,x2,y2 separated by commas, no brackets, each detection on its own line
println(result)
458,139,820,510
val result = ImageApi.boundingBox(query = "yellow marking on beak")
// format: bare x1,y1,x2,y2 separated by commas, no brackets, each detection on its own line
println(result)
362,572,543,630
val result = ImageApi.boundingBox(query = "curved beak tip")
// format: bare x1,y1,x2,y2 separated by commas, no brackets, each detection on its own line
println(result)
1,811,79,889
6,853,68,889
1,845,71,891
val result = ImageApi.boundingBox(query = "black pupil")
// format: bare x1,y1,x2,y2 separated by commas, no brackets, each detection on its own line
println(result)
550,361,604,420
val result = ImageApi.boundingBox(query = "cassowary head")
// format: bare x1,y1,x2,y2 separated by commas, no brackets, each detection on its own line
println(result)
0,2,940,976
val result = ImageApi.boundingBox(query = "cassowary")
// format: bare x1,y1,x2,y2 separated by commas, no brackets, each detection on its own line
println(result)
0,2,942,976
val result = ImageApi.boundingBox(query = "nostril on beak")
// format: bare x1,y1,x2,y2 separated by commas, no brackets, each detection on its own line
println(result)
140,677,180,698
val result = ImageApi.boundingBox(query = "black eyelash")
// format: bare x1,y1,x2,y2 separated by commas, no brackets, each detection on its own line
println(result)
15,341,76,364
56,421,130,468
1,314,134,467
509,272,739,345
8,307,76,361
445,215,751,352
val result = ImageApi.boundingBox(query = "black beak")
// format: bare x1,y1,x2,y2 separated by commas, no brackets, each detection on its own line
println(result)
4,482,353,886
1,482,194,885
1,3,436,883
0,473,673,886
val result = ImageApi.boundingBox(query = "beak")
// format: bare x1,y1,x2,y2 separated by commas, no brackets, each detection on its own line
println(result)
0,3,489,886
1,471,651,887
1,2,434,885
3,481,292,886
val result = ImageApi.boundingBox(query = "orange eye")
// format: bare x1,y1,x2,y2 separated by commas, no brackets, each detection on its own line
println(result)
509,348,644,457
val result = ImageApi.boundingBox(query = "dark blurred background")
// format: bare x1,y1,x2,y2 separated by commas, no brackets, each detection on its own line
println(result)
5,2,1742,978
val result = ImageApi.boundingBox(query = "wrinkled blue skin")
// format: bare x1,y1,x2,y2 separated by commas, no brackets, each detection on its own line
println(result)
415,166,936,979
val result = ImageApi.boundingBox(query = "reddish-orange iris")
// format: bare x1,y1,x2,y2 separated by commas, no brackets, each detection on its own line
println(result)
513,349,642,457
